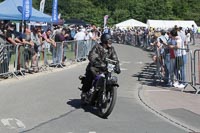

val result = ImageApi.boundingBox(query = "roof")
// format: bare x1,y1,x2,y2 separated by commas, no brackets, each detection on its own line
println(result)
65,19,87,26
147,20,198,29
115,19,147,29
0,0,52,22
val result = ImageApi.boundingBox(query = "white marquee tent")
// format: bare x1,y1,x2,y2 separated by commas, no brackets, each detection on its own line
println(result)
147,20,197,29
115,19,147,29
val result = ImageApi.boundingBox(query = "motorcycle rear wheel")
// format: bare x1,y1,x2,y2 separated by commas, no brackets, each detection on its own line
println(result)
98,86,117,118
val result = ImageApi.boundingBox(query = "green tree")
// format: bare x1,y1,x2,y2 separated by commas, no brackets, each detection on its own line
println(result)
0,0,200,26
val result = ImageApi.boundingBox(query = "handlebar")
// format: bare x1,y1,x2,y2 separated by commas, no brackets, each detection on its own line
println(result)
105,58,118,64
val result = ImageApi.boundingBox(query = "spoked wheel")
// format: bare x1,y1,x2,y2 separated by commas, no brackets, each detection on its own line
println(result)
80,92,88,106
98,87,117,118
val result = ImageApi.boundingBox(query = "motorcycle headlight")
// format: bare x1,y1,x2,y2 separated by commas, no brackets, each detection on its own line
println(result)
108,76,118,84
107,64,115,72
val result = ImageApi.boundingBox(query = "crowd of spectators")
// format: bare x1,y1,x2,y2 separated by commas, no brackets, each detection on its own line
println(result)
0,19,199,84
0,20,103,77
111,25,199,88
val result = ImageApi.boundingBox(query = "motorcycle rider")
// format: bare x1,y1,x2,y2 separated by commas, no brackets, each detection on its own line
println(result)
80,33,121,97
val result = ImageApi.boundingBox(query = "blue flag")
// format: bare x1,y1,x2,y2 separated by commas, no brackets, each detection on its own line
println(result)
22,0,32,20
52,0,58,22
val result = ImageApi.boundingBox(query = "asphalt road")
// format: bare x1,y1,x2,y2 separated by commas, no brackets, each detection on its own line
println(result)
0,44,187,133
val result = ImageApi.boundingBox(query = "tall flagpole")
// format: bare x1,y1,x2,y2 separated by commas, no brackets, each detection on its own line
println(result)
22,0,32,33
52,0,58,23
40,0,46,13
104,15,109,28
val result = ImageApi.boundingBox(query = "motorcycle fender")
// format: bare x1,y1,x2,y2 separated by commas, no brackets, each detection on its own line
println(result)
112,83,119,87
107,83,119,87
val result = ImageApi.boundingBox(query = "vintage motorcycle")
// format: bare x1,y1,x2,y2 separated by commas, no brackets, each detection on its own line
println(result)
79,58,119,118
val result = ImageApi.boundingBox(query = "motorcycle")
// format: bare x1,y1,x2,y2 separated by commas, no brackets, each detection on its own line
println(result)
79,58,119,118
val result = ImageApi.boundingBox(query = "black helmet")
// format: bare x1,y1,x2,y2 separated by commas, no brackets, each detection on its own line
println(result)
101,33,112,44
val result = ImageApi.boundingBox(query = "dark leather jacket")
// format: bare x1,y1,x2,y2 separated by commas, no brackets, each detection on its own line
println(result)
87,43,120,74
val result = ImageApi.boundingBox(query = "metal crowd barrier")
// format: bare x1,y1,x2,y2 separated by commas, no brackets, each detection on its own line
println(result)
112,31,150,49
0,39,96,80
0,44,13,78
152,46,200,94
14,44,26,77
192,49,200,94
0,44,24,79
75,39,97,61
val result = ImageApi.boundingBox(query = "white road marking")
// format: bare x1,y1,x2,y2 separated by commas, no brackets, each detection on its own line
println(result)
146,90,170,92
135,61,143,64
121,61,131,64
1,118,26,129
120,61,131,65
120,68,128,71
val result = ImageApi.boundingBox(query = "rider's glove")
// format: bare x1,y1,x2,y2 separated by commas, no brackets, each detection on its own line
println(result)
100,63,107,71
115,68,121,74
115,65,121,74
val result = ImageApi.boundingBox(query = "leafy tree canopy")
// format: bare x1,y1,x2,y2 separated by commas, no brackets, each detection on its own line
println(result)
0,0,199,26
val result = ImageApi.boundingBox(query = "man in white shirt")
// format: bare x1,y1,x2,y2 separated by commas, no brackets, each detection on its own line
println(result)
74,28,86,61
74,28,86,41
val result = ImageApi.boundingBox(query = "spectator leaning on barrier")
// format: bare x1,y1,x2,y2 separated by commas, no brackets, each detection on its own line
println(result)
5,22,17,46
41,28,56,64
5,22,26,72
31,27,43,72
22,28,36,72
54,28,69,65
42,28,56,54
168,29,185,88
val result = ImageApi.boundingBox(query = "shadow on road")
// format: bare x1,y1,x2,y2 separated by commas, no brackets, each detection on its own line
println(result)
67,99,103,118
132,62,197,94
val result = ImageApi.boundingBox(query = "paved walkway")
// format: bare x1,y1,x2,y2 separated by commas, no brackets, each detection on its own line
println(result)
137,40,200,132
138,84,200,132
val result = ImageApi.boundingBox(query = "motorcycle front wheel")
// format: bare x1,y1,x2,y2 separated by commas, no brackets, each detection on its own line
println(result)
98,86,117,118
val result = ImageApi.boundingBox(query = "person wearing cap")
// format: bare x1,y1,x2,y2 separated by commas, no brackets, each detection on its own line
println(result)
5,22,26,72
5,22,18,46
